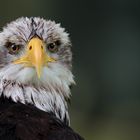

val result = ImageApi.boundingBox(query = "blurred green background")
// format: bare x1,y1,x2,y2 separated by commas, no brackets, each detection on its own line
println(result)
1,0,140,140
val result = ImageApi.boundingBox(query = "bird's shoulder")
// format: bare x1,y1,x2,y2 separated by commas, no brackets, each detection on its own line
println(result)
0,97,84,140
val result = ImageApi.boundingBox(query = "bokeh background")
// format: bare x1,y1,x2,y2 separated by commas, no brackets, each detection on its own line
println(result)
1,0,140,140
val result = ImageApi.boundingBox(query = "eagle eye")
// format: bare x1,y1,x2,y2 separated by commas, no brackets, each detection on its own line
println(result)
6,43,20,54
47,40,61,53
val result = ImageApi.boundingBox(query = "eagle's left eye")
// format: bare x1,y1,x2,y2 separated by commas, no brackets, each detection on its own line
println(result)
6,43,20,54
47,40,61,53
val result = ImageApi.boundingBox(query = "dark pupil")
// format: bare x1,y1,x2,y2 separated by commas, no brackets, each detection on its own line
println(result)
12,45,18,51
49,43,55,49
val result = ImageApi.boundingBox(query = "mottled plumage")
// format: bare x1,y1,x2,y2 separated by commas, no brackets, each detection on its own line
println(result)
0,17,84,140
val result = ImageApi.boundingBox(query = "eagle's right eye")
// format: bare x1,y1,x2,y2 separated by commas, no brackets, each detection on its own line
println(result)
6,43,20,54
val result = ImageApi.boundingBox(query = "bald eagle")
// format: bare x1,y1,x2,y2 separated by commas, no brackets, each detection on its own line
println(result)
0,17,84,140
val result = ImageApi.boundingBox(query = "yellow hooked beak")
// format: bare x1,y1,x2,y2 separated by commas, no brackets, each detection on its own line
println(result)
14,37,56,78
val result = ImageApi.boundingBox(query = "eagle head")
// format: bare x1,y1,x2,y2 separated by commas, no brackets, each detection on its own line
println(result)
0,17,75,124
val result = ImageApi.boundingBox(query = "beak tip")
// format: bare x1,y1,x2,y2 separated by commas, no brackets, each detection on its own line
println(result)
37,71,41,79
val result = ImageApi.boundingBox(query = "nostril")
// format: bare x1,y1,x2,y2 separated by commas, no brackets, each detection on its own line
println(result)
29,46,32,50
41,46,43,49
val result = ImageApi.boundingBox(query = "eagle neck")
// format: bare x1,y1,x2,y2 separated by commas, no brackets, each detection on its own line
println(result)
0,79,70,125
